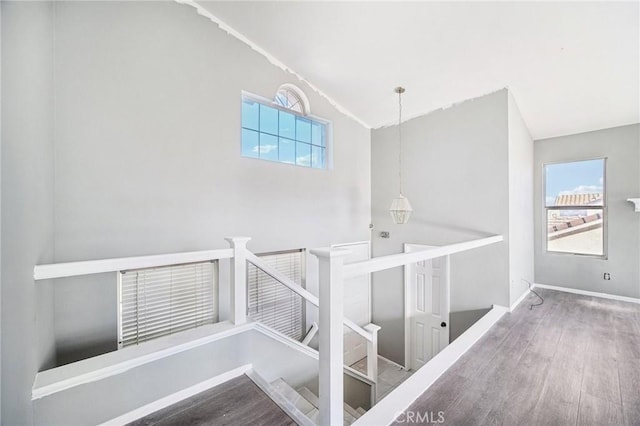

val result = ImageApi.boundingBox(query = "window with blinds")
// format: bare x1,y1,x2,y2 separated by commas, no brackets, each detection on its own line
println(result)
118,261,218,348
247,250,305,341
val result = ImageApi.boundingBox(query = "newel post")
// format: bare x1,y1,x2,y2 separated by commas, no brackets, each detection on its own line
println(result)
364,323,381,381
311,247,350,426
225,236,251,325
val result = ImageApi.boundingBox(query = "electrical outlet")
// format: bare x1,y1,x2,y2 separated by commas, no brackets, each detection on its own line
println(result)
603,272,611,280
379,231,390,238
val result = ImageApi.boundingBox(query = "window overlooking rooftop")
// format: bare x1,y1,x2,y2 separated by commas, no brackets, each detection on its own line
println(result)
241,86,328,169
544,158,606,256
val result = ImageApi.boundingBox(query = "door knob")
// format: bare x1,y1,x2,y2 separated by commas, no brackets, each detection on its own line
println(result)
441,322,447,328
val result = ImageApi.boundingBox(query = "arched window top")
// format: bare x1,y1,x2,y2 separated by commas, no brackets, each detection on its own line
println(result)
274,84,310,115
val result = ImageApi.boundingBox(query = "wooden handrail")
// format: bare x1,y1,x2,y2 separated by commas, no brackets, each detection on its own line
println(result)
245,251,374,343
33,248,234,281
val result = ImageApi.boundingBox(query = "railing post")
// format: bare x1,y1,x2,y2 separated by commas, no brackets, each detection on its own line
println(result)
225,236,251,325
311,247,350,426
364,323,381,381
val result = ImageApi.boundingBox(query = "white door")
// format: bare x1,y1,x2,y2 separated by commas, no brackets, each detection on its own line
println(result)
404,244,450,370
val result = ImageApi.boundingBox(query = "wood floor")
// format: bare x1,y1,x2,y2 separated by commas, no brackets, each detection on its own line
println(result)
128,375,295,426
394,289,640,426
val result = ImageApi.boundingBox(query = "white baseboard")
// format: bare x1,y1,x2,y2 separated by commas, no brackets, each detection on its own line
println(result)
509,289,531,312
353,305,508,426
98,364,252,426
534,283,640,305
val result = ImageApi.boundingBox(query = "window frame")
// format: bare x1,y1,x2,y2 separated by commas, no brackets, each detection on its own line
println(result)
240,90,332,169
273,84,309,115
543,157,608,259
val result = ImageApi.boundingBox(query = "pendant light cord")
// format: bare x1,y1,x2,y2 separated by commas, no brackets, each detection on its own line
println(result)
398,89,403,195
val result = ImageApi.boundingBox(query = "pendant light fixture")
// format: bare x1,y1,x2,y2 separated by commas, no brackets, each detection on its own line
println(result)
389,86,413,224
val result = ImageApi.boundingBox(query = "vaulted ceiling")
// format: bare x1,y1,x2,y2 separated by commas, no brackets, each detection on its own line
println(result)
199,1,639,139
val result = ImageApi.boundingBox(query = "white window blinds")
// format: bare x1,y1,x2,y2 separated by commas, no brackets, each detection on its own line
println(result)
248,250,305,341
118,261,218,348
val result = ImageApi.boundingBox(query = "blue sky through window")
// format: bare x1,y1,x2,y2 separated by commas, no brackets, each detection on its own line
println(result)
241,97,326,168
545,159,604,206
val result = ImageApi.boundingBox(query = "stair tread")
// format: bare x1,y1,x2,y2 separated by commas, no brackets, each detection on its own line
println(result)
343,403,360,419
307,407,319,424
295,386,358,424
356,407,367,415
297,387,319,408
343,408,357,424
270,378,316,415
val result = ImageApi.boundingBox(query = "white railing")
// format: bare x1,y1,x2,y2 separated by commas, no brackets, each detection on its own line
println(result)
343,235,504,278
245,251,378,344
33,249,234,280
33,234,503,426
309,234,503,426
301,322,319,346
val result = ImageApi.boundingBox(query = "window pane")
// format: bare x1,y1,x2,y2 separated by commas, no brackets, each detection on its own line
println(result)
296,117,311,143
312,146,325,169
259,104,278,135
547,208,603,255
296,142,311,167
274,89,304,114
311,122,324,146
259,133,278,161
242,99,259,131
242,129,259,158
545,159,604,207
279,111,296,140
279,138,295,164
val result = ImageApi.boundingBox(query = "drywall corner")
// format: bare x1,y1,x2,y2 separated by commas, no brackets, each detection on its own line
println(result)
507,90,534,306
1,2,56,423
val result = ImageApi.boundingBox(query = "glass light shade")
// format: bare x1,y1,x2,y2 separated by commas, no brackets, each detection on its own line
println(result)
390,194,413,224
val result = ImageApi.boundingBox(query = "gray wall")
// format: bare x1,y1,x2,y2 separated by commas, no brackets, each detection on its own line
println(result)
534,124,640,298
1,2,57,424
371,90,511,365
1,1,370,423
449,308,491,342
51,1,370,364
507,92,535,305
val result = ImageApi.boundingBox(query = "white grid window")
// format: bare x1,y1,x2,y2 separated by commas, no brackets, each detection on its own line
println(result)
544,158,606,257
118,262,218,348
241,89,329,169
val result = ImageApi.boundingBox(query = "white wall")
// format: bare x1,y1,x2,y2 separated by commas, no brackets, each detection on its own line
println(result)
1,2,56,424
507,92,535,305
1,1,370,423
534,124,640,298
51,1,370,364
34,329,320,426
371,90,511,364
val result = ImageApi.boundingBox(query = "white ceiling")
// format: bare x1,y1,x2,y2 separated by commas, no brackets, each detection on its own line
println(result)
199,1,639,139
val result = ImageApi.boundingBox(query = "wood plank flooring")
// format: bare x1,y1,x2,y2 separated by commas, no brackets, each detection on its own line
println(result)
393,289,640,426
128,375,295,426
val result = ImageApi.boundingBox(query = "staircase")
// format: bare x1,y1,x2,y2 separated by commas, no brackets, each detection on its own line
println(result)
269,378,366,425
